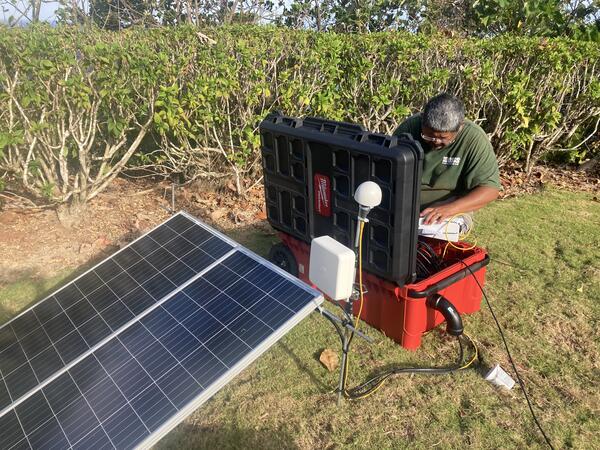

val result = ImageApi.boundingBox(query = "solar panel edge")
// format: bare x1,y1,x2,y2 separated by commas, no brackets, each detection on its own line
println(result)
0,212,192,334
135,292,324,450
0,245,239,419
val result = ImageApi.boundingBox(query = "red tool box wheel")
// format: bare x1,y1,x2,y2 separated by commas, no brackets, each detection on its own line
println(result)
268,243,299,277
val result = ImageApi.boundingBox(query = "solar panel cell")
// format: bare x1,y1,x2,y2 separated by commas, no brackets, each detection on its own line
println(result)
54,284,86,310
69,355,107,394
163,214,194,233
100,300,135,331
74,272,104,297
94,258,122,283
112,247,142,270
130,384,176,432
147,226,178,247
78,315,111,347
140,273,176,301
65,299,97,328
94,339,131,374
11,310,41,341
228,312,272,349
0,378,11,410
56,396,100,444
83,377,127,422
200,237,235,259
54,330,89,364
140,306,179,340
179,247,215,273
30,346,64,382
204,328,251,367
102,404,148,450
180,278,220,307
106,288,142,317
86,284,120,311
5,362,38,402
71,426,113,450
180,225,212,247
104,273,138,303
32,296,63,325
161,262,196,286
155,365,202,409
0,342,27,375
0,410,27,449
180,345,227,387
111,359,152,399
43,373,80,415
145,247,178,271
43,312,76,343
28,416,70,450
0,324,17,353
131,236,161,258
15,390,52,435
159,326,199,361
135,341,177,379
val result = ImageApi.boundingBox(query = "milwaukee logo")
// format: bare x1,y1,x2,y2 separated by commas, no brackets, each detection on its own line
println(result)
314,174,331,217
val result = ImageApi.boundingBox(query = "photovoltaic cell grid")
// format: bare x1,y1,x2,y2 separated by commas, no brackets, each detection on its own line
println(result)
0,213,232,411
0,212,323,450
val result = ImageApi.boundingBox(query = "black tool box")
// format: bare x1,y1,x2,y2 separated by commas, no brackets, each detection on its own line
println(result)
259,113,424,286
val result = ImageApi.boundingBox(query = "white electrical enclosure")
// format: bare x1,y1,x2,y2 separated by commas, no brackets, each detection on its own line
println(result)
309,236,355,300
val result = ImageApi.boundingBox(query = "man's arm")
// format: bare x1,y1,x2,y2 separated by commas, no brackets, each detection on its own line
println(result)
420,186,499,224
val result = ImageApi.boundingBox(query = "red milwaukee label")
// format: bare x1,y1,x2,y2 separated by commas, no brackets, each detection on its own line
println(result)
314,173,331,217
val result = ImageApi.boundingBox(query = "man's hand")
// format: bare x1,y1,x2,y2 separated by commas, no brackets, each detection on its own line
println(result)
420,203,460,225
420,186,500,225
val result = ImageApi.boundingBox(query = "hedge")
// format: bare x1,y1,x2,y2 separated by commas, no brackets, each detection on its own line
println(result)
1,25,598,204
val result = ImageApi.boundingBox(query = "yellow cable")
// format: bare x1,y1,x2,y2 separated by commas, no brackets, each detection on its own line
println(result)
459,333,479,370
354,221,365,331
442,213,476,258
342,220,365,397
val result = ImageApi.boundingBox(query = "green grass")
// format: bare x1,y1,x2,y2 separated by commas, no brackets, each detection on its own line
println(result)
1,188,599,449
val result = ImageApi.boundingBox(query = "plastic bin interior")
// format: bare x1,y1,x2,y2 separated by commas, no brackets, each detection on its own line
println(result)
260,113,423,286
279,233,488,350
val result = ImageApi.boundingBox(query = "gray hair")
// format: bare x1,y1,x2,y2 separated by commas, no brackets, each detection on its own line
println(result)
423,93,465,132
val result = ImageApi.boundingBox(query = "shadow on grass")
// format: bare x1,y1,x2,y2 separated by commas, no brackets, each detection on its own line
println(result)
157,422,299,450
0,247,120,326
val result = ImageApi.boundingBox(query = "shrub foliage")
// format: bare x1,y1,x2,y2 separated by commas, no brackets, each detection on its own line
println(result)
1,25,599,204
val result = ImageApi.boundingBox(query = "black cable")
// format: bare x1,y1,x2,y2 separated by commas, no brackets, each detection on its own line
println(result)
343,335,475,399
458,261,555,450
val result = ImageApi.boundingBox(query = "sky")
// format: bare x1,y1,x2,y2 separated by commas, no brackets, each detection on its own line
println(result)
2,1,62,23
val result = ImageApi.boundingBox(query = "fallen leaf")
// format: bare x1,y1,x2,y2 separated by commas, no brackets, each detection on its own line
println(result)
255,207,267,221
210,209,226,221
576,283,584,293
319,348,339,372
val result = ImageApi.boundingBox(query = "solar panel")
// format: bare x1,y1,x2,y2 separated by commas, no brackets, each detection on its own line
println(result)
0,212,323,449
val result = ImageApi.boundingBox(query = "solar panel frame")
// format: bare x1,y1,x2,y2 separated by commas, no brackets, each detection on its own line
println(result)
0,212,237,417
0,212,324,450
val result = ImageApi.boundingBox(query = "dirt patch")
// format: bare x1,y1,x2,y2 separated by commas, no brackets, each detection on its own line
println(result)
499,162,600,198
0,177,267,288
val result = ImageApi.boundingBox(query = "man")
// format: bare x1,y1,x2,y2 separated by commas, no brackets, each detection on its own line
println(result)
393,93,501,225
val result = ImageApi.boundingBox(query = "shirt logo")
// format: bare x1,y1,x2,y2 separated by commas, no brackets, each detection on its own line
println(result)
442,156,461,166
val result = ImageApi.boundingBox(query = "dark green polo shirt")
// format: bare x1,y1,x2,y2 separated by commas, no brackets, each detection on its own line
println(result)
393,114,501,208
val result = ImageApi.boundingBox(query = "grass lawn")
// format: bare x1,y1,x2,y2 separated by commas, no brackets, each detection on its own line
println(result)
1,188,599,449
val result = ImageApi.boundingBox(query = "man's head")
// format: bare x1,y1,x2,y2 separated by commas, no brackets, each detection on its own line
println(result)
421,93,465,149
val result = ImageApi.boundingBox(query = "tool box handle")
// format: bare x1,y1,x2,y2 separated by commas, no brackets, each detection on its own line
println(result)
407,255,490,298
